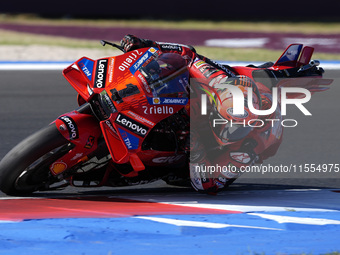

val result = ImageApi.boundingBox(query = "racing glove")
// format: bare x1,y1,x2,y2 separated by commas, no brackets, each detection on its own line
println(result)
120,34,157,52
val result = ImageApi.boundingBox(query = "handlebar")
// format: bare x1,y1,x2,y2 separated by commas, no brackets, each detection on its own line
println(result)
100,40,125,53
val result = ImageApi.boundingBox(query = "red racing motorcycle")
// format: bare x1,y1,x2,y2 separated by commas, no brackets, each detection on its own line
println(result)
0,41,331,195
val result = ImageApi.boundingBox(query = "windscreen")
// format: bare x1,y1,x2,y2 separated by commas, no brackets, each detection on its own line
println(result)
138,53,189,98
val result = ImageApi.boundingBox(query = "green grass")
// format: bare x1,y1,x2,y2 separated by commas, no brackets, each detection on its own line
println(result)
195,46,340,61
0,29,101,48
1,15,340,61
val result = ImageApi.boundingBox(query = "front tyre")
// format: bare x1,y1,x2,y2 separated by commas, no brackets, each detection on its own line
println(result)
0,124,72,196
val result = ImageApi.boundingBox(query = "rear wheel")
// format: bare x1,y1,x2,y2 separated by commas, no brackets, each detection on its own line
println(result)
0,124,72,196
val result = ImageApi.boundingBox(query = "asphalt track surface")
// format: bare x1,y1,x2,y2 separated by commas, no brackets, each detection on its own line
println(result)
0,68,339,196
1,69,340,255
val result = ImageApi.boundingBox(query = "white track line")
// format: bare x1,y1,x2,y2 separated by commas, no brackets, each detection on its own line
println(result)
0,61,340,70
135,216,284,230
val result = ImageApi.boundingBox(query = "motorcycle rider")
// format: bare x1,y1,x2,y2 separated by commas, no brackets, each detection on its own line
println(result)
120,34,282,194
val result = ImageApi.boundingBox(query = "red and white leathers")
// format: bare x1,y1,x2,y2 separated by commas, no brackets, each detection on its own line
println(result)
121,35,283,194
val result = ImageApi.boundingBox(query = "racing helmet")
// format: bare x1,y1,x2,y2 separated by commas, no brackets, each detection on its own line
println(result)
141,59,161,82
209,83,261,146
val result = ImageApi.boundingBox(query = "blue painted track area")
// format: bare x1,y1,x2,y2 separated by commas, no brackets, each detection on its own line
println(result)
2,213,340,255
1,189,340,255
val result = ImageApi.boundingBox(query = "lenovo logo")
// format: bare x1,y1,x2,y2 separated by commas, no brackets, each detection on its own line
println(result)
115,114,149,137
94,59,108,88
59,116,79,140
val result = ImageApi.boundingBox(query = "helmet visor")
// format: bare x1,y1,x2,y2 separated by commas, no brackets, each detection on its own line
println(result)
210,110,252,144
150,68,189,97
139,53,189,98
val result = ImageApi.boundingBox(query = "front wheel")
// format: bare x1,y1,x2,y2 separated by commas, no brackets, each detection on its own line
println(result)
0,124,72,196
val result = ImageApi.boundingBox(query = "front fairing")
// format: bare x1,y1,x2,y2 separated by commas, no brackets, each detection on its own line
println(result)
63,47,189,170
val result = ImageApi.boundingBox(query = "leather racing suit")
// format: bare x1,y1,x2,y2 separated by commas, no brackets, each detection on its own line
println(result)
120,34,282,194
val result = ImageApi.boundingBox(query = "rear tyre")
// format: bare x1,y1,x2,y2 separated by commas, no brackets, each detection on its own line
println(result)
0,124,72,196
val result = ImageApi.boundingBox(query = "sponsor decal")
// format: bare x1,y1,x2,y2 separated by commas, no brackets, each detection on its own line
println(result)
162,97,188,105
59,116,79,140
153,97,160,104
160,44,182,52
71,153,84,161
126,110,155,127
137,73,151,93
115,113,149,137
194,57,235,77
105,120,118,135
129,49,156,74
149,47,157,53
118,128,139,150
58,124,66,131
100,90,117,113
50,161,67,175
147,97,188,105
84,136,95,149
194,60,205,68
94,59,108,88
78,58,94,80
142,105,174,114
199,64,219,78
161,97,188,105
230,152,251,164
118,49,143,72
108,57,115,83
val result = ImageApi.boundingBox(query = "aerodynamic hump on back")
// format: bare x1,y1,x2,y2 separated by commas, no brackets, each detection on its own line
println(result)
273,44,315,68
274,44,303,67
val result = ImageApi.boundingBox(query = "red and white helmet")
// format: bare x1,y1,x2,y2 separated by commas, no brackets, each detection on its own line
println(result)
209,81,262,146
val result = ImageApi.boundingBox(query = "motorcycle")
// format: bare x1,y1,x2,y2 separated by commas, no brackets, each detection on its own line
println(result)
0,41,332,195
